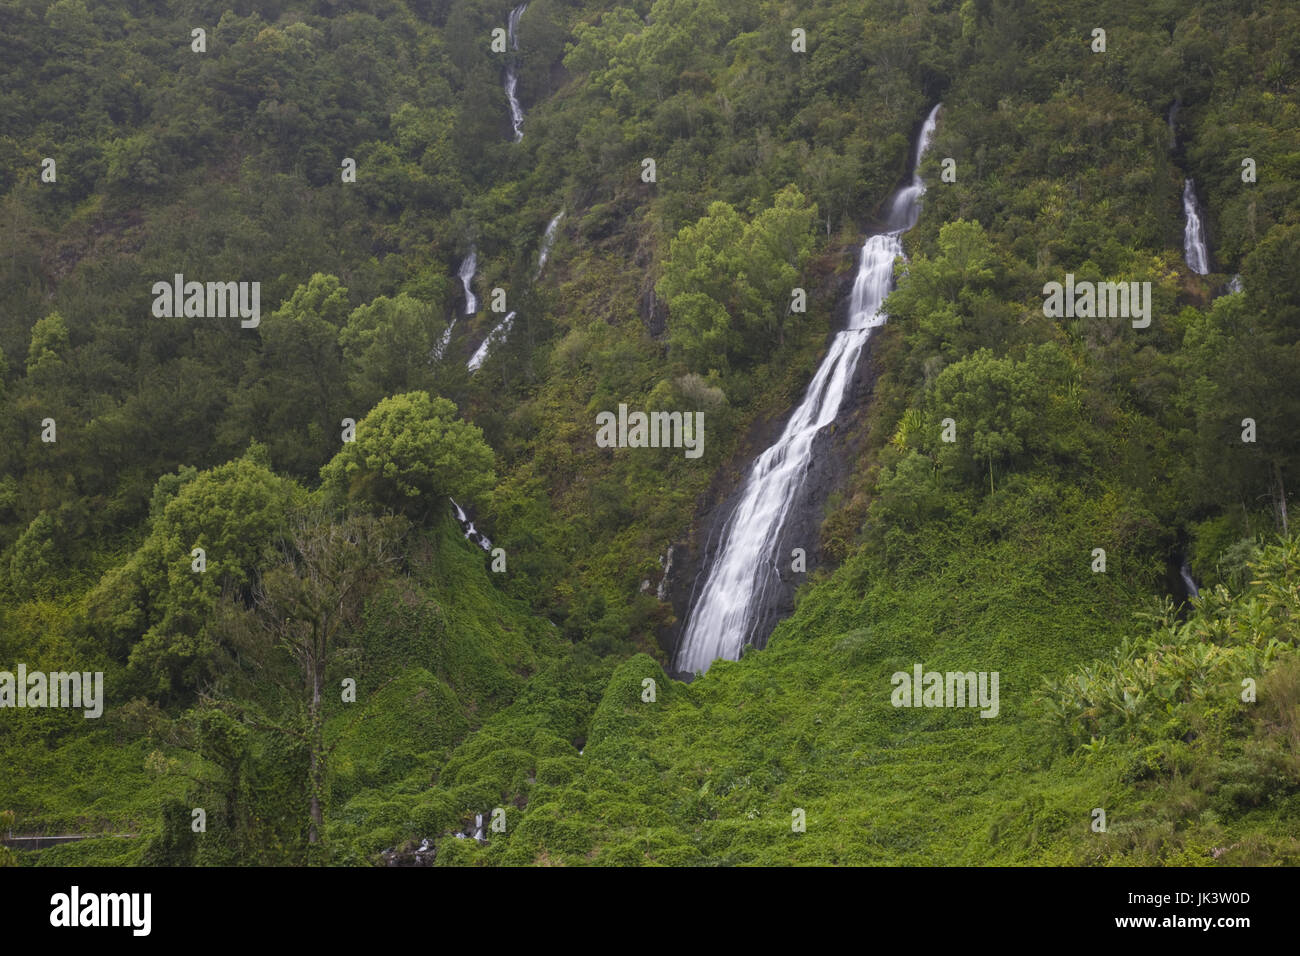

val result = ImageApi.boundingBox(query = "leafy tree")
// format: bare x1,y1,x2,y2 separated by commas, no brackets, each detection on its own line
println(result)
26,311,69,378
210,510,404,847
887,219,1005,389
7,510,61,596
87,451,304,698
220,274,350,477
927,345,1070,492
658,184,817,370
320,392,496,520
873,449,949,529
340,293,444,410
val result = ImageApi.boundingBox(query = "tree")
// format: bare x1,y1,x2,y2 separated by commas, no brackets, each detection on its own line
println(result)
26,311,69,379
928,345,1068,491
340,293,443,410
88,450,304,697
887,219,1004,389
874,449,949,529
658,185,817,370
319,392,496,520
221,274,350,477
212,510,404,846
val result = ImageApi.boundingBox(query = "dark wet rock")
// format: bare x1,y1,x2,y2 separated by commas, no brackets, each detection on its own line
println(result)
380,838,437,867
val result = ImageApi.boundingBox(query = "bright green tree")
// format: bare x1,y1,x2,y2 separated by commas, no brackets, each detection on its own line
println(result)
26,311,69,378
340,293,443,410
319,392,496,520
88,449,304,698
658,184,817,370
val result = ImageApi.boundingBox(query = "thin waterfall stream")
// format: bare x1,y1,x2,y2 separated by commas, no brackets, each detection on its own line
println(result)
504,4,527,141
1176,178,1213,600
1182,179,1211,275
467,209,561,372
458,247,478,314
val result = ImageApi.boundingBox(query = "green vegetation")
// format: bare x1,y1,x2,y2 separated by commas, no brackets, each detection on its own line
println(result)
1,0,1297,866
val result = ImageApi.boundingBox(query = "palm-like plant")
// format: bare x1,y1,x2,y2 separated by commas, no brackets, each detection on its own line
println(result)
1037,538,1300,750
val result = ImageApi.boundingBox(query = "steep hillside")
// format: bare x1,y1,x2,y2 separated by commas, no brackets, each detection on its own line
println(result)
1,0,1297,867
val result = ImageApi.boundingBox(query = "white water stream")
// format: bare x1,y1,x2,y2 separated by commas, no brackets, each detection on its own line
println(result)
674,105,942,674
505,4,527,141
1182,179,1211,275
458,247,478,314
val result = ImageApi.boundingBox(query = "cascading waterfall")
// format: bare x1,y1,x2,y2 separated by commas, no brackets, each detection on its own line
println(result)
1180,181,1243,293
1182,179,1211,275
466,311,515,372
536,210,563,277
465,209,561,372
504,4,527,141
433,318,455,360
450,497,493,551
458,247,478,314
673,104,942,675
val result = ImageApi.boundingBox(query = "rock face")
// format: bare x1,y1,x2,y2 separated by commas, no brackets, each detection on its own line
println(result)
380,838,437,867
639,282,668,338
658,271,883,681
377,811,491,866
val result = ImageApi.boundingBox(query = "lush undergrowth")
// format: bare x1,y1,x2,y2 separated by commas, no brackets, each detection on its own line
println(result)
3,0,1298,866
374,538,1296,866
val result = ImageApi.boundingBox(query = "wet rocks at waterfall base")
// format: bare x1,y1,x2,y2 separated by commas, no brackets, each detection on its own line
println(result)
379,814,490,866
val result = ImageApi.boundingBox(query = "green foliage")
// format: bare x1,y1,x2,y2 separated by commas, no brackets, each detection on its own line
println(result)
221,274,351,478
26,311,69,377
86,453,304,697
341,293,447,410
658,185,817,370
1041,538,1300,749
6,0,1300,868
320,392,496,520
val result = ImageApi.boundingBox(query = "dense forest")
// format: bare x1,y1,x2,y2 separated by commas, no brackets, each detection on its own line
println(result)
1,0,1298,867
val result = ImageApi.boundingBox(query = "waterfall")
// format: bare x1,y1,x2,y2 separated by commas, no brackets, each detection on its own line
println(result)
536,210,564,277
458,247,478,314
1179,556,1200,600
466,211,561,372
1181,181,1245,295
504,4,527,141
466,311,515,372
434,318,455,360
673,104,942,675
450,497,493,551
1182,179,1211,275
